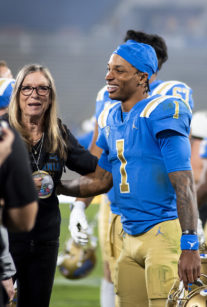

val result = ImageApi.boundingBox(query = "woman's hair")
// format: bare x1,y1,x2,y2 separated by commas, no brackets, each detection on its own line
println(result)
9,64,67,160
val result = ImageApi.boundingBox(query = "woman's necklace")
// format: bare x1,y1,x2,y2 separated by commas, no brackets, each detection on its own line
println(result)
32,137,43,155
31,132,54,199
31,133,44,171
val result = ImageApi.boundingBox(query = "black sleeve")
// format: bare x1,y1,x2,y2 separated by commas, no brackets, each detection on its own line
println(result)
0,129,38,209
66,129,98,175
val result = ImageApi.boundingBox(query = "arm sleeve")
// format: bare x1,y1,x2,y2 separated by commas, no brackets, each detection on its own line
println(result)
157,130,192,173
66,129,98,175
1,129,38,209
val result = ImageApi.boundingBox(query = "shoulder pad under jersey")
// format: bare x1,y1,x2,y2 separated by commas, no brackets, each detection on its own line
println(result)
140,95,192,119
98,101,120,128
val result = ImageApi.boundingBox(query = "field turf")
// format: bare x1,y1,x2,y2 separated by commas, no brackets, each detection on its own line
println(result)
50,202,102,307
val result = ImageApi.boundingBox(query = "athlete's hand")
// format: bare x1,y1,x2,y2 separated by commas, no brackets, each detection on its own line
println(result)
69,201,89,245
178,250,201,290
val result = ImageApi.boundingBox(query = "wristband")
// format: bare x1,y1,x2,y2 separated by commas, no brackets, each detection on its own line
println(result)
180,234,199,250
182,230,197,235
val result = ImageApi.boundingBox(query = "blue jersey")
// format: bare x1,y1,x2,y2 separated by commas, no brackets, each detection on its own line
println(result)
97,94,192,235
150,80,194,110
95,79,194,214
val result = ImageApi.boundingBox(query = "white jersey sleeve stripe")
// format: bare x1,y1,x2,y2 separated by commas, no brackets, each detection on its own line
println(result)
98,101,120,128
140,96,169,118
96,85,107,101
0,79,13,95
151,80,190,96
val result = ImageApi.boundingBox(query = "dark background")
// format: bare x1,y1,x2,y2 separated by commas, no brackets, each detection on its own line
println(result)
0,0,207,135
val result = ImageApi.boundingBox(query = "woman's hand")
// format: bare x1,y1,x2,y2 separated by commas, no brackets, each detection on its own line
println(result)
33,177,42,192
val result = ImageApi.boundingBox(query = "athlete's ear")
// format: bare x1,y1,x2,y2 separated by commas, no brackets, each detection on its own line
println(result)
140,73,148,83
136,72,148,86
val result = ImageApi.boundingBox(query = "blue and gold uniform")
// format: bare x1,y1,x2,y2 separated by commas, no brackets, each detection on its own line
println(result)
96,94,192,306
97,94,192,234
95,81,194,282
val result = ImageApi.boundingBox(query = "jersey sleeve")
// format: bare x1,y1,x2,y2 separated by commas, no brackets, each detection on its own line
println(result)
65,128,98,175
150,80,194,110
158,130,192,173
144,96,192,138
167,83,194,111
96,128,109,153
98,150,112,173
1,129,38,209
95,86,108,120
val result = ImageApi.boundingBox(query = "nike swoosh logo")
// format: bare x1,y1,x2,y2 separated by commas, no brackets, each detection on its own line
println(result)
133,124,138,130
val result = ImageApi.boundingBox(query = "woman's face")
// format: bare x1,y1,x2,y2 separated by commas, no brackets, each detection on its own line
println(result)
19,71,51,119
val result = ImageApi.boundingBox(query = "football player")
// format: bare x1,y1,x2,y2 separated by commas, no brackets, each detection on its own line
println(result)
58,40,200,307
68,30,195,307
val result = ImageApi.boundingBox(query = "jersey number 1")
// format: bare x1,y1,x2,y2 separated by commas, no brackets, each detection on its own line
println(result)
116,139,130,193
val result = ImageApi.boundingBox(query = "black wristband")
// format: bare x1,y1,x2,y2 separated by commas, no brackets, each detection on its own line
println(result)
182,230,197,235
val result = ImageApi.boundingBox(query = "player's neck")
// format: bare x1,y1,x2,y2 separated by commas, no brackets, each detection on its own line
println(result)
121,92,148,112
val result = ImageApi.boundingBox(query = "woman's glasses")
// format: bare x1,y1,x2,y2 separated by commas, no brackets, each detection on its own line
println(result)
20,86,51,96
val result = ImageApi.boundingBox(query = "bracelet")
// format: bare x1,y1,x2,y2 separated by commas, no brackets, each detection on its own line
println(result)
180,234,199,250
182,230,197,235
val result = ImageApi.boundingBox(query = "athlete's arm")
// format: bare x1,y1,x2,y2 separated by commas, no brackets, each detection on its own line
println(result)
158,130,200,289
74,120,103,207
58,164,113,198
168,170,200,289
168,170,198,234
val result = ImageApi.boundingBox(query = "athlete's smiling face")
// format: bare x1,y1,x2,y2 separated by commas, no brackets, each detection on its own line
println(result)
105,54,141,102
19,71,51,119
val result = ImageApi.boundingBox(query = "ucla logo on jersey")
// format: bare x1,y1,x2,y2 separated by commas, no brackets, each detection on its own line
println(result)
105,126,110,138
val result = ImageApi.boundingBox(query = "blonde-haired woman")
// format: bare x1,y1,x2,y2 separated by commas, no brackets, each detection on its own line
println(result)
8,64,97,307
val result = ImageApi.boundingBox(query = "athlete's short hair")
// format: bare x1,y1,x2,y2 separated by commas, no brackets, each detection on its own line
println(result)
124,30,168,70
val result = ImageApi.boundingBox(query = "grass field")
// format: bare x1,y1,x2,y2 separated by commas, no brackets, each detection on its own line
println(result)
50,202,102,307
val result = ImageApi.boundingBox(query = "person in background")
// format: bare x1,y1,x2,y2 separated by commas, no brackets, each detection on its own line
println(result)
0,80,38,306
0,61,13,79
7,63,98,307
0,119,14,307
0,78,18,306
192,111,207,239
